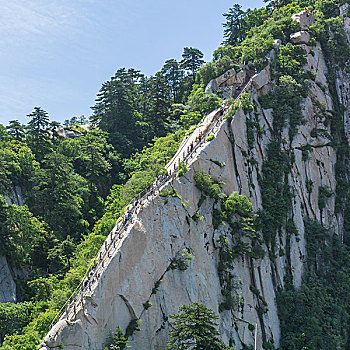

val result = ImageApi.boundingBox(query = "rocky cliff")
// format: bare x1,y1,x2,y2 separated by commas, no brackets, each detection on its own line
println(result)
43,9,350,350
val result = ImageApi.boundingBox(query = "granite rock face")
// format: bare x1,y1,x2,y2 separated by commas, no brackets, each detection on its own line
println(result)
0,256,16,303
291,9,315,30
44,13,349,350
205,65,250,99
290,30,311,44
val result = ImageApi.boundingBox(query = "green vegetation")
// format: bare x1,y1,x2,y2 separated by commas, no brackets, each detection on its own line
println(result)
206,134,215,141
194,170,224,200
177,161,188,177
167,303,232,350
104,326,130,350
168,249,193,271
0,43,219,347
277,220,350,349
1,0,350,347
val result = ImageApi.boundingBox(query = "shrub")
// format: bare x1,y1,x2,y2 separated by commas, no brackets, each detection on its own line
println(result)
177,161,188,177
194,170,224,200
206,134,215,141
187,86,222,115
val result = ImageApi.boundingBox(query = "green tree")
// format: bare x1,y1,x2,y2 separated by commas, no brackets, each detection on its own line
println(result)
187,87,222,116
28,152,89,239
75,130,112,189
6,120,25,141
167,303,232,350
222,5,270,46
105,326,130,350
47,235,76,271
180,47,205,83
162,59,183,103
0,302,37,344
91,68,143,157
0,197,48,267
222,5,246,46
26,107,52,160
141,72,171,141
0,125,10,142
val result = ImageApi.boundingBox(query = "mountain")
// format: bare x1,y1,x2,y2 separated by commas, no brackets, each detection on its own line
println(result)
41,4,350,349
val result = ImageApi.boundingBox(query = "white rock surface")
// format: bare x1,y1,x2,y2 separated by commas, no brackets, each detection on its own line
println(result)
290,30,311,44
251,65,271,92
0,256,16,303
291,10,315,30
340,3,349,18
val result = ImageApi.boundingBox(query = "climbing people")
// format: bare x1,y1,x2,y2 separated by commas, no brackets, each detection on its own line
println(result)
190,142,194,152
198,134,202,142
84,278,89,288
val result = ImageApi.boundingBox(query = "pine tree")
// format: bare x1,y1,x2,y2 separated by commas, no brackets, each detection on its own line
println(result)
142,72,171,142
180,47,205,83
6,120,25,140
106,326,130,350
167,303,233,350
91,68,143,157
26,107,52,160
162,59,183,103
222,4,246,46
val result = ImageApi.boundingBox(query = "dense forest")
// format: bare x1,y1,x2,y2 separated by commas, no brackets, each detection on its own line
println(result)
0,0,350,348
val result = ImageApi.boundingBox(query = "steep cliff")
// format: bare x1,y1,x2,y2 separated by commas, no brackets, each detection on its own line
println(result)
43,8,350,350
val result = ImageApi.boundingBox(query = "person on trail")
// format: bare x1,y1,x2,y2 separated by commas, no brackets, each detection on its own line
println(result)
84,278,89,288
198,134,202,142
127,210,132,221
190,142,194,152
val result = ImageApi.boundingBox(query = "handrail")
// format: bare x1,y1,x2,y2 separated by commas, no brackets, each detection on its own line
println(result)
48,78,254,330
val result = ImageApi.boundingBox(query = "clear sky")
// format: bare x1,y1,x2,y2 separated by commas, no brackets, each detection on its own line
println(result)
0,0,265,125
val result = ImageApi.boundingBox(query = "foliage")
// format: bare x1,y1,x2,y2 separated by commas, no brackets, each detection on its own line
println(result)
177,161,188,177
194,170,224,200
167,303,232,350
180,47,205,83
104,326,130,350
0,301,42,343
277,220,350,349
196,56,240,87
318,185,333,210
180,111,202,130
187,86,222,116
206,134,214,141
169,249,193,271
0,197,49,267
222,5,271,46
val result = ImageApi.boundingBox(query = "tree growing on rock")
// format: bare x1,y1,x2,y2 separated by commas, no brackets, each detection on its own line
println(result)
167,302,233,349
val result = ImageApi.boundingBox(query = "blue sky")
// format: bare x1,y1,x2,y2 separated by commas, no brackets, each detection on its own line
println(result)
0,0,265,125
